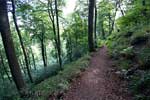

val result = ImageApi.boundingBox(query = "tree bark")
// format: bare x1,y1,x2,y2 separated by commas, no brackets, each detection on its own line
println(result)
19,59,27,75
11,0,33,83
55,0,62,69
41,41,47,67
108,13,111,35
142,0,146,6
110,1,118,34
142,0,146,16
30,47,36,70
101,21,105,39
94,5,97,48
0,0,26,96
40,22,47,67
88,0,95,52
48,0,62,69
118,0,124,16
44,45,48,66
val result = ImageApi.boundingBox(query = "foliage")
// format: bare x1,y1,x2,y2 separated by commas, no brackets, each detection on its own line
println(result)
0,81,19,100
130,71,150,100
105,1,150,99
1,0,150,99
62,6,89,61
31,55,90,99
136,48,150,69
117,59,132,70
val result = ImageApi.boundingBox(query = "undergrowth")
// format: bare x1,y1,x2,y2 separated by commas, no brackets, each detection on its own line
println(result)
106,23,150,100
29,54,90,100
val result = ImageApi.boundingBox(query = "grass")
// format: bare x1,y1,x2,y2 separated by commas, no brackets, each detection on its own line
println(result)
29,54,90,100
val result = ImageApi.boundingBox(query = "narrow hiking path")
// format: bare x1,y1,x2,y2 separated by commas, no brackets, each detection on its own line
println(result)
64,46,133,100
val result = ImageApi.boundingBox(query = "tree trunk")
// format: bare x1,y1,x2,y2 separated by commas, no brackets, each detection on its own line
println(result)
110,1,118,34
142,0,146,16
44,45,48,66
69,35,73,62
94,5,97,48
88,0,95,52
48,0,62,69
41,41,47,67
67,32,73,62
118,0,124,16
19,59,27,75
0,0,26,96
11,0,33,83
30,47,36,70
142,0,146,6
40,23,47,67
26,50,32,70
55,0,62,69
108,13,111,35
101,21,105,39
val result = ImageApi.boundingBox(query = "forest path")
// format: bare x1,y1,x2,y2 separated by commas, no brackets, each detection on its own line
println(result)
63,46,133,100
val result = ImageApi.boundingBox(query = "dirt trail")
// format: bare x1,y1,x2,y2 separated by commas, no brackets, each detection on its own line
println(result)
64,46,133,100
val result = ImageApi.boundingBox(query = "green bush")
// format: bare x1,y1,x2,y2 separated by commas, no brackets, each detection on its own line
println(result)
130,72,150,100
120,46,135,59
136,48,150,69
0,81,19,100
117,59,132,70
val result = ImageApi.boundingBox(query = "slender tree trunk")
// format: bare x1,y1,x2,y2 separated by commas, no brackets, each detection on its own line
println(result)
110,2,118,34
19,59,26,75
67,32,72,62
11,0,33,83
30,47,36,70
75,33,78,46
21,58,27,75
69,35,73,62
118,0,124,16
26,51,32,70
44,45,48,66
142,0,146,16
0,0,26,96
39,22,47,68
55,0,62,69
108,13,111,35
101,21,105,39
88,0,95,52
41,41,47,67
94,5,97,48
142,0,146,6
48,0,62,69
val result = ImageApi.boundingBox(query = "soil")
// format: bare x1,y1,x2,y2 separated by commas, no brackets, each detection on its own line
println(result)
63,46,133,100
